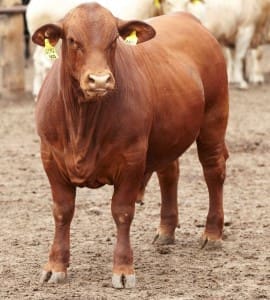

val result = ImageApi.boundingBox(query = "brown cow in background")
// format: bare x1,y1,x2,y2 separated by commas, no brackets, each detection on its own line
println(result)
32,3,229,289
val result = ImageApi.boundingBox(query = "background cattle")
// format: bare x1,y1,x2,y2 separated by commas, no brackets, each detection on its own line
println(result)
160,0,270,89
26,0,159,97
32,3,228,289
26,0,270,94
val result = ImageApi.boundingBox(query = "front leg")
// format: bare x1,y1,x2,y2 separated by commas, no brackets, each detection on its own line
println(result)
111,173,143,289
40,154,76,283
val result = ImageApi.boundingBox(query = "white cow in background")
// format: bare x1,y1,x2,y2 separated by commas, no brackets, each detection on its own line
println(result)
26,0,159,98
160,0,270,89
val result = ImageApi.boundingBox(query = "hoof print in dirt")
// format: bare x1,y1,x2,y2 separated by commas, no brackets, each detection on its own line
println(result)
156,246,172,255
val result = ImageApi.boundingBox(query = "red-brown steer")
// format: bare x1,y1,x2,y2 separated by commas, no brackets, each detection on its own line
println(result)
32,3,229,289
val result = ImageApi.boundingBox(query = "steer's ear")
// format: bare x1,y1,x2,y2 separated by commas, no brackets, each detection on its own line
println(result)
32,23,63,47
117,20,156,44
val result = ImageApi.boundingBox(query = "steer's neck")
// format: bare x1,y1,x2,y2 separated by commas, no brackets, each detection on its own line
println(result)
60,74,105,152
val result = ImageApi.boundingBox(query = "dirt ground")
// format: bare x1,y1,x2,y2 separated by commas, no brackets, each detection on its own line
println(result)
0,77,269,299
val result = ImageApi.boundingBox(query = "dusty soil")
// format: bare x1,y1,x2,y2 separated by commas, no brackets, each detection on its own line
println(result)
0,82,269,299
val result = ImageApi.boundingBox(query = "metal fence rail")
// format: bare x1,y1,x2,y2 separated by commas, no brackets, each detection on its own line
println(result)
0,5,26,15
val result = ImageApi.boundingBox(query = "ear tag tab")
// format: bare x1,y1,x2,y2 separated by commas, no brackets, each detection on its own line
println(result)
44,38,58,60
125,31,138,45
191,0,202,4
154,0,161,9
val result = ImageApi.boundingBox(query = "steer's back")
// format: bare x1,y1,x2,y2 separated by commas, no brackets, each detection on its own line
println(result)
147,12,228,102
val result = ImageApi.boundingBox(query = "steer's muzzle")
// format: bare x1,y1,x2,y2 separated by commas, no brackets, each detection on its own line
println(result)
81,71,115,100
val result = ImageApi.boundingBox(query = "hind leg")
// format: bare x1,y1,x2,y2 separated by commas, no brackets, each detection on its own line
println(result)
154,159,179,244
197,140,228,242
196,103,229,242
136,172,153,205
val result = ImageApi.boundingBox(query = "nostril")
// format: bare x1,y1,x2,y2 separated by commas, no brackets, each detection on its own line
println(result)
88,75,95,84
106,75,112,84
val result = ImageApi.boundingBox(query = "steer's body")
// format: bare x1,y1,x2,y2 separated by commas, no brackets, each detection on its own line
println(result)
33,3,228,288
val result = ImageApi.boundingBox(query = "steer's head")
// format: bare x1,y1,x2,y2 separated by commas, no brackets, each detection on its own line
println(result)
32,3,156,101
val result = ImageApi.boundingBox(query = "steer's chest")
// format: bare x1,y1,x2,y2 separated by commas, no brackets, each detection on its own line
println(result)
51,104,118,187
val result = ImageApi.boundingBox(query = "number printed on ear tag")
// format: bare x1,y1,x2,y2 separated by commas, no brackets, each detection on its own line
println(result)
44,38,58,60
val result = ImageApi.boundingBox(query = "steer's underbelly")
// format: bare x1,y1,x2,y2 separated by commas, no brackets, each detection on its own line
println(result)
146,120,202,172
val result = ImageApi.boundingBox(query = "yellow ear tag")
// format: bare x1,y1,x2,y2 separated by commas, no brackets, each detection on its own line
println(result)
124,31,138,45
154,0,161,9
44,38,58,60
191,0,202,4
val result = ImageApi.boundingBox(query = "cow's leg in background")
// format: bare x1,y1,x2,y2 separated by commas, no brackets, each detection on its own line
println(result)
245,48,265,85
40,153,76,283
196,91,229,246
232,25,255,89
111,169,144,289
222,47,233,84
153,159,179,245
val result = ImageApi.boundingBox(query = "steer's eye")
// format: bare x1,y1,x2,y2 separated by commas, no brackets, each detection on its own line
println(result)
108,35,119,50
68,38,80,50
